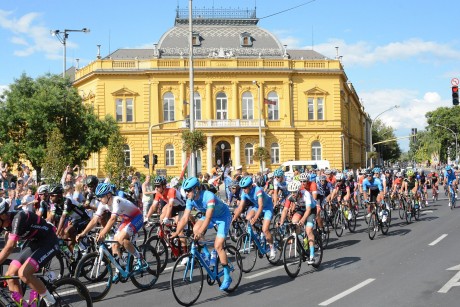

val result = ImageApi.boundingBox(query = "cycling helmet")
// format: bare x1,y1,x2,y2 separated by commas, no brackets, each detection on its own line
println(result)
324,169,332,175
365,170,373,177
299,173,308,181
239,176,253,188
37,184,49,194
347,171,354,178
307,173,317,182
49,184,63,195
170,177,179,188
0,198,9,215
231,180,240,189
267,172,274,179
182,177,200,191
336,173,344,181
256,176,266,187
446,165,452,171
319,175,327,181
373,167,381,174
273,169,284,177
85,175,99,189
406,169,415,177
95,183,112,198
287,180,301,192
154,176,167,186
109,184,117,194
396,172,402,177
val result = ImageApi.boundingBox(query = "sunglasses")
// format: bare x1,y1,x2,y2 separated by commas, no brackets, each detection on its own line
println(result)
300,180,308,183
184,188,194,193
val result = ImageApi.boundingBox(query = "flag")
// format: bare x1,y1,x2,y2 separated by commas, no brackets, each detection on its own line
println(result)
264,98,276,105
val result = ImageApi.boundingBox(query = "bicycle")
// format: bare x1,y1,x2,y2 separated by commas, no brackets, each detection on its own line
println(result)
170,239,242,306
283,221,323,278
333,200,357,237
235,219,282,273
74,239,160,302
367,201,390,240
0,274,92,307
448,183,457,209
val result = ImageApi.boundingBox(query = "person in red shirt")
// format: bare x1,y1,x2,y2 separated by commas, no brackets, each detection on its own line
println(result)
299,172,324,230
325,169,336,186
146,176,186,223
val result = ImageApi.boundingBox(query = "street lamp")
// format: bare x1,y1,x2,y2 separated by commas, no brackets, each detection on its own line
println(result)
369,105,399,168
50,28,90,78
436,124,458,164
253,80,264,173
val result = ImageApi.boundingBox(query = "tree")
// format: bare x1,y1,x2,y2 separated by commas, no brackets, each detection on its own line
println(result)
426,107,460,163
181,130,206,176
103,129,131,189
0,73,118,180
409,130,441,164
372,119,401,163
42,128,69,184
254,146,270,167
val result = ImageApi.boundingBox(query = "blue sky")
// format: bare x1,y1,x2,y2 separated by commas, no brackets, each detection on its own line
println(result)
1,0,459,151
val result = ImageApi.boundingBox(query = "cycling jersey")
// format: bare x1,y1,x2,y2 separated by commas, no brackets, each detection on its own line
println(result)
335,180,351,195
317,181,333,197
95,196,141,221
404,178,417,191
63,197,89,223
301,181,318,197
362,178,383,192
185,190,229,218
445,171,457,185
154,187,186,208
273,178,289,198
284,189,315,211
7,211,56,242
241,186,274,211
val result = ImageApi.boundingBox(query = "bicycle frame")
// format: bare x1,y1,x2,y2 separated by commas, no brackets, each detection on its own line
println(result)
246,223,269,254
185,241,225,282
284,223,307,259
93,241,138,280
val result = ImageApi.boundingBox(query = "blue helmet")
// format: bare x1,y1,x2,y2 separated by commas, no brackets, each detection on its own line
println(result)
182,177,200,191
373,167,381,174
273,169,284,177
154,176,167,186
446,165,452,171
307,173,317,182
95,183,112,198
239,176,253,188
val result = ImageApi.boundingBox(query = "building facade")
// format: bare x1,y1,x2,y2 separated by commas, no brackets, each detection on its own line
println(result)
73,8,369,177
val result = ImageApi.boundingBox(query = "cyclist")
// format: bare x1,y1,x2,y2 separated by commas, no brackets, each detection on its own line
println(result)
76,182,144,278
228,180,242,208
300,173,324,231
232,176,277,260
331,173,353,220
172,177,233,291
272,169,289,211
403,169,420,209
278,180,317,264
0,198,59,306
443,165,457,207
35,184,50,219
362,170,385,219
418,170,428,206
429,170,439,201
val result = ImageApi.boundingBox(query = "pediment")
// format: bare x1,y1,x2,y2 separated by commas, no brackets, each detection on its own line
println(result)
304,86,329,96
111,87,139,96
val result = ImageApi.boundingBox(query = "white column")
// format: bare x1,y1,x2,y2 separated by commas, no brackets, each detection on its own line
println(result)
234,135,241,168
181,151,186,172
207,135,213,173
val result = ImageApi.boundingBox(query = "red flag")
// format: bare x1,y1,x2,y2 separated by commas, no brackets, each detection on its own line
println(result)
264,98,276,105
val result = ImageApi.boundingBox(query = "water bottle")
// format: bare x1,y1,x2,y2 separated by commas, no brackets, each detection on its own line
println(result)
303,236,309,250
61,245,72,259
260,232,266,247
121,252,129,266
44,270,56,282
344,209,349,220
200,252,210,266
73,244,80,259
210,249,217,267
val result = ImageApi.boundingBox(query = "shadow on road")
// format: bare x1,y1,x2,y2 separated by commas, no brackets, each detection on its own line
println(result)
326,239,360,250
320,256,361,270
387,228,411,237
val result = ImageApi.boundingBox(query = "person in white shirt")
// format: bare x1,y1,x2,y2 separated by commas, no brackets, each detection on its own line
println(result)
20,187,35,212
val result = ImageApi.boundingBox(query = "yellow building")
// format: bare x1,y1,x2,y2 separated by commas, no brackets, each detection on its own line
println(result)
73,8,369,177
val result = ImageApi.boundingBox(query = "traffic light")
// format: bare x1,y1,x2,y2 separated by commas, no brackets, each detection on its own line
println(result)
143,154,149,169
185,115,190,128
153,154,158,165
453,86,459,106
411,128,417,143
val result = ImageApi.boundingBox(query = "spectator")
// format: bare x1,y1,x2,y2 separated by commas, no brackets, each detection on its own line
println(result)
61,165,75,187
141,175,155,220
15,178,26,199
73,182,85,203
0,170,10,193
20,187,35,212
6,189,20,212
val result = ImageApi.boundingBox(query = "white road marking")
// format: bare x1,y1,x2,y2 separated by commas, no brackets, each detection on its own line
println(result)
439,264,460,293
318,278,375,306
244,265,286,279
428,234,448,246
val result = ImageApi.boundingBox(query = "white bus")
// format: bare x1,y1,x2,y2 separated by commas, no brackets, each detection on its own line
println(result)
279,160,331,182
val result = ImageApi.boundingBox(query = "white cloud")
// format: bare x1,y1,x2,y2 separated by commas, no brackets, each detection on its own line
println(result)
0,10,66,59
272,30,303,49
311,38,460,67
0,84,9,95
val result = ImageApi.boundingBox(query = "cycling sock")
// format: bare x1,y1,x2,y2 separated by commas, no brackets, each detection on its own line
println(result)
222,264,230,278
40,290,56,306
309,246,315,259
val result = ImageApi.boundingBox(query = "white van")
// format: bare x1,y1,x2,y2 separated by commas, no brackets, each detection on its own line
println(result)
279,160,331,182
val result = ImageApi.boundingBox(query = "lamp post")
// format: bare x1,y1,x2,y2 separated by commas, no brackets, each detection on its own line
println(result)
436,124,458,164
50,28,90,77
369,105,399,168
252,80,264,173
340,134,345,170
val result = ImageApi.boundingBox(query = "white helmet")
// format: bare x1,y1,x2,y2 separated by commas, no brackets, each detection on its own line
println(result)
267,172,274,179
287,180,301,192
336,173,344,181
299,173,308,181
170,177,179,188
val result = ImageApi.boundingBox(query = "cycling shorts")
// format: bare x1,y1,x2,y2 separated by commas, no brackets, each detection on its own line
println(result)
199,213,231,239
250,207,273,221
11,237,59,273
117,213,144,238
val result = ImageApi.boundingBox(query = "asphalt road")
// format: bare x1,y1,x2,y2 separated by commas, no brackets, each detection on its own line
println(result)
89,193,460,307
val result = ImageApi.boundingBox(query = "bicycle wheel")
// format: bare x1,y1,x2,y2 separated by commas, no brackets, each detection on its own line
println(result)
41,277,92,307
73,252,112,302
129,244,160,290
405,201,412,224
398,199,405,219
348,209,357,233
334,211,344,237
147,222,161,239
216,245,242,293
368,214,377,240
319,226,329,250
283,235,302,278
311,229,323,269
170,254,203,307
266,228,282,265
235,233,257,273
229,220,245,243
42,254,65,280
380,210,390,235
145,235,169,273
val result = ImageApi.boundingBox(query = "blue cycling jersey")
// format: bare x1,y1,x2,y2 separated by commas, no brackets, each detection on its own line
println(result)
444,171,457,185
362,177,383,192
185,190,229,218
241,186,273,211
274,178,289,198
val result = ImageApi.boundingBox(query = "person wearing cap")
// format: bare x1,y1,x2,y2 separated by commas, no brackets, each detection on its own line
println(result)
362,170,385,218
234,165,243,181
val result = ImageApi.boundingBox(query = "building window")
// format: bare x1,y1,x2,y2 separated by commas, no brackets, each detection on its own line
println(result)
240,32,253,47
245,143,254,165
312,141,322,160
194,92,201,120
267,91,279,120
308,98,314,120
192,32,201,46
163,92,175,121
165,144,174,166
242,91,254,120
216,92,228,120
123,144,131,166
317,97,324,120
126,98,133,122
116,99,123,122
115,98,134,122
271,143,280,164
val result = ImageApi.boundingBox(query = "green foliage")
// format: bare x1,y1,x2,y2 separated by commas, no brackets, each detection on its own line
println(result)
0,73,118,178
372,119,401,162
182,130,206,153
409,130,441,163
42,128,69,184
254,146,271,162
103,129,132,189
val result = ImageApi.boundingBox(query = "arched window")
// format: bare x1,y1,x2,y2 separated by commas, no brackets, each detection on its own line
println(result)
216,92,228,120
194,92,201,120
165,144,175,166
123,144,131,166
271,143,280,164
311,141,322,160
245,143,254,165
242,91,254,120
163,92,175,121
267,91,279,120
